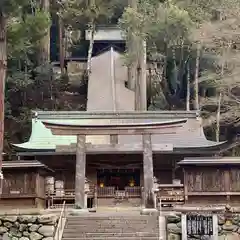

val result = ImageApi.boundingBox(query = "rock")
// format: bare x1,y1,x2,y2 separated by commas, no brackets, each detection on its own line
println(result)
168,233,181,240
37,215,58,225
232,215,240,225
19,216,37,224
19,224,28,231
2,233,10,240
3,222,13,228
0,227,8,234
225,233,240,240
11,237,18,240
218,235,226,240
14,222,20,228
42,238,53,240
218,216,226,225
222,224,238,232
1,216,18,223
29,232,43,240
20,238,30,240
176,222,181,229
38,226,54,237
23,231,30,237
9,227,22,237
167,223,181,234
29,224,40,232
167,215,181,223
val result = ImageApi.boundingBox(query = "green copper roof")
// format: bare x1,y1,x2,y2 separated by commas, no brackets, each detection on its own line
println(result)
13,119,76,150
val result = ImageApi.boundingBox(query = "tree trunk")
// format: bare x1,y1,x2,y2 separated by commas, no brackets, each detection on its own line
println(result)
127,0,138,91
110,47,118,144
193,43,200,110
86,22,95,77
39,0,50,63
186,61,190,111
58,15,65,75
135,64,141,110
0,12,6,193
216,92,222,142
139,40,147,110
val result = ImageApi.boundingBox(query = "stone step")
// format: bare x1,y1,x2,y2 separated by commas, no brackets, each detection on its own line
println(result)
63,230,158,234
64,227,158,232
66,219,158,224
63,232,158,237
63,238,159,240
67,217,156,220
64,226,158,230
62,215,159,240
65,222,158,225
66,221,156,225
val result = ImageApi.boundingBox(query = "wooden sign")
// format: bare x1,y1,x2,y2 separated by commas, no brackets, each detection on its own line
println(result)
187,214,213,236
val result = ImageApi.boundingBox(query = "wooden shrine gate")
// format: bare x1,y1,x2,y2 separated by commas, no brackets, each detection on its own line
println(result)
42,113,186,209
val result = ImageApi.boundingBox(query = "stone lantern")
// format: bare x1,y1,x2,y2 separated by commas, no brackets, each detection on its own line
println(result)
84,178,90,209
153,176,159,209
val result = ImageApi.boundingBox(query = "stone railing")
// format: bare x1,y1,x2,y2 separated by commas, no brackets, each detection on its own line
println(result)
0,214,59,239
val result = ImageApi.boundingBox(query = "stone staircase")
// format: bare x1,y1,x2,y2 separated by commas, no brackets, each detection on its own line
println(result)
62,214,159,240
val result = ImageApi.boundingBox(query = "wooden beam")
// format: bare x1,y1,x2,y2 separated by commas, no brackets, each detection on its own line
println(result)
56,143,173,153
142,134,155,208
75,135,86,209
47,126,182,136
44,121,184,135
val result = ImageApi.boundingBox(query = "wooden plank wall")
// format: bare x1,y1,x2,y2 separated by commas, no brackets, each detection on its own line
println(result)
186,168,225,192
3,171,36,195
184,166,240,205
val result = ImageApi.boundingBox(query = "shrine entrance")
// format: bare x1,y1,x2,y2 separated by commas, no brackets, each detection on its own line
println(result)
97,169,140,190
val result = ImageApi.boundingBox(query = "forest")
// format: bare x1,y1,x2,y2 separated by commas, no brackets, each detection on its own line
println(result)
0,0,240,154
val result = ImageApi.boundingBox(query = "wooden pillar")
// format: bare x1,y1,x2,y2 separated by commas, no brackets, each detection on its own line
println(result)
75,135,86,209
142,133,154,208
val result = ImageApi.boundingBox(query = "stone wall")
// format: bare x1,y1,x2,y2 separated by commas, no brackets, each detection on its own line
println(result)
166,214,240,240
0,214,59,240
166,214,181,240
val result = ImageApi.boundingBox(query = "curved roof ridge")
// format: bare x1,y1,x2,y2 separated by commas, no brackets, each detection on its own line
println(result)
33,110,199,120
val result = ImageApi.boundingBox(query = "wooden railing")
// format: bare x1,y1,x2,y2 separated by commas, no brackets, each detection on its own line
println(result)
125,186,141,197
97,187,115,197
54,200,66,240
46,186,142,202
97,186,142,198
